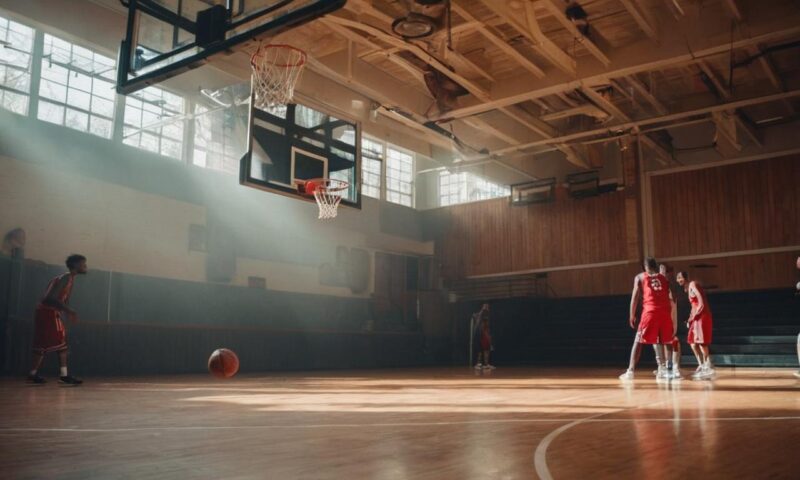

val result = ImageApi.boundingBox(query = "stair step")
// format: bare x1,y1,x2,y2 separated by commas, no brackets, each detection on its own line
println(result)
681,354,798,367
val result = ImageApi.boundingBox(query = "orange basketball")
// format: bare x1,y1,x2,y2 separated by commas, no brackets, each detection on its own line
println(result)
208,348,239,379
304,180,318,195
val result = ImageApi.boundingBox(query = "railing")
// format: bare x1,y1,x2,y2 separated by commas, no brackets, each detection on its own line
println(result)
447,273,556,301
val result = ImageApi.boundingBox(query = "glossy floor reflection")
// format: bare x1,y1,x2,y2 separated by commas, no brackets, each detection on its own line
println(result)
1,367,798,479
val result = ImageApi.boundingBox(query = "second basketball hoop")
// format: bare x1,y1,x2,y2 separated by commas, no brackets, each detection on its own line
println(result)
298,178,349,220
250,44,307,108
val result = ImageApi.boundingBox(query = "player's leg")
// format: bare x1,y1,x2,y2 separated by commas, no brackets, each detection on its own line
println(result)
57,348,82,385
659,317,674,378
672,337,682,378
27,351,46,384
653,343,669,378
620,337,642,379
699,344,714,378
484,349,495,369
689,343,704,377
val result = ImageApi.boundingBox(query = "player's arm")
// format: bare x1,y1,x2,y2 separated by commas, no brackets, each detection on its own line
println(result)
629,274,641,328
689,281,705,320
43,277,77,318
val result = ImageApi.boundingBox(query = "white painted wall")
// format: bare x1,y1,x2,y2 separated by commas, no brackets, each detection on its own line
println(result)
0,154,433,297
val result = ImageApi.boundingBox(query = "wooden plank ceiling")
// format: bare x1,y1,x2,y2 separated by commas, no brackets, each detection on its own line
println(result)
276,0,800,174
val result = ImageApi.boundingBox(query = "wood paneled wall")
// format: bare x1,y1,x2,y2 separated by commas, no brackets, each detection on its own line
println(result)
435,155,799,297
650,156,800,258
438,191,629,278
666,251,798,292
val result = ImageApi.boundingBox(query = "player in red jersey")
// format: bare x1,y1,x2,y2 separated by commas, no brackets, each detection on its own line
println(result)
27,254,86,385
677,271,715,379
619,257,675,380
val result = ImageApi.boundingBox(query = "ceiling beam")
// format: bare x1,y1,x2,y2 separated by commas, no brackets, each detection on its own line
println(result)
325,16,491,102
321,19,432,97
345,0,496,86
451,2,545,78
748,45,796,114
617,0,658,40
487,88,800,156
479,0,576,75
434,20,800,121
699,61,731,99
464,117,520,145
625,75,668,115
319,26,546,157
540,104,608,122
580,85,672,165
699,60,765,148
498,106,589,168
539,0,611,66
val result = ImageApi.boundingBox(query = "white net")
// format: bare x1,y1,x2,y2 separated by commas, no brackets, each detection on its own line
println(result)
308,179,348,220
250,44,307,108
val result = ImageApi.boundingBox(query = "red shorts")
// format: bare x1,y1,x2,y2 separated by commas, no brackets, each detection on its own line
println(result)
480,334,491,351
33,307,68,354
636,309,673,345
687,314,713,345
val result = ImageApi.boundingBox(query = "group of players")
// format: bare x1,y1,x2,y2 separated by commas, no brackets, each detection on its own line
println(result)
620,257,715,381
21,254,800,384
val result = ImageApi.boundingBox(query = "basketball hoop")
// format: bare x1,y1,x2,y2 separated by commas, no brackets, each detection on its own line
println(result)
299,178,349,220
250,44,307,108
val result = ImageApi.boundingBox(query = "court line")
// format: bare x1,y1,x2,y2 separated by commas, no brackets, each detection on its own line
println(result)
532,413,800,480
0,416,797,434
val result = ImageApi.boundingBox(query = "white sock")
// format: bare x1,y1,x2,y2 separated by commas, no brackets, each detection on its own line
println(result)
60,367,68,377
29,369,37,376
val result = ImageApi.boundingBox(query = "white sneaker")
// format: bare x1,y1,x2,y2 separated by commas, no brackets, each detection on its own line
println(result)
672,369,682,380
691,366,704,379
793,371,800,379
474,363,483,370
702,366,716,379
483,364,496,370
652,369,659,376
619,370,634,380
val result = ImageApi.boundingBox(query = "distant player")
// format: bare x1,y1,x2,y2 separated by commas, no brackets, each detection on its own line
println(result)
27,254,86,385
676,271,715,379
620,257,675,380
473,303,495,370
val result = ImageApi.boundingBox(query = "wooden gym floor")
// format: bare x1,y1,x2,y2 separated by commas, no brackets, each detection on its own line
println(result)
1,367,798,479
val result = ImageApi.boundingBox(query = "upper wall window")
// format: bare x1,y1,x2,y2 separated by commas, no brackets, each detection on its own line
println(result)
386,145,414,207
193,102,246,174
123,85,185,159
38,34,116,138
0,15,35,115
361,136,383,199
439,169,510,207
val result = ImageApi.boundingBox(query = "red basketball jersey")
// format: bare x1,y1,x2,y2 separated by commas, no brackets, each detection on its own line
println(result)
38,273,74,310
688,281,712,319
640,272,670,312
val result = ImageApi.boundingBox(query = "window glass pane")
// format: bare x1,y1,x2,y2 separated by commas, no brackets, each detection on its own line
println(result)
385,144,413,207
123,85,186,159
36,32,116,137
37,100,64,124
0,15,34,115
